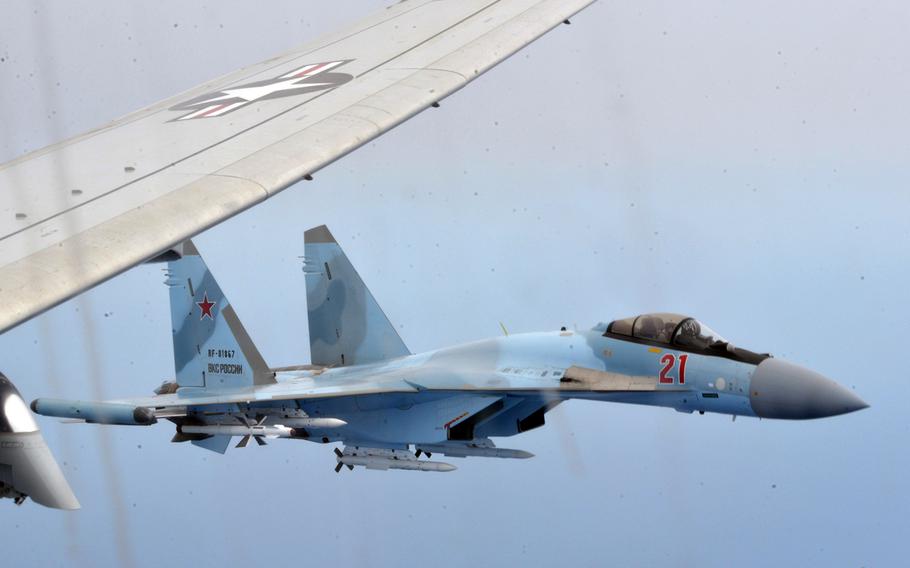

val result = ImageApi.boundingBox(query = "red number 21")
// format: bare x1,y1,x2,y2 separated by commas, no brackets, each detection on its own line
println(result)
659,354,688,384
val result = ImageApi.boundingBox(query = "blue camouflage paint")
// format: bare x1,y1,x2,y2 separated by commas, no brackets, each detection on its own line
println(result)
304,225,410,367
32,228,868,470
166,241,272,389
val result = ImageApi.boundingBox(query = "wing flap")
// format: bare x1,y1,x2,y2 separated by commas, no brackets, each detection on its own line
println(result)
0,0,595,333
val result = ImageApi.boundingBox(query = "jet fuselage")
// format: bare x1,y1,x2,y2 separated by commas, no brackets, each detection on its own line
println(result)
265,329,863,448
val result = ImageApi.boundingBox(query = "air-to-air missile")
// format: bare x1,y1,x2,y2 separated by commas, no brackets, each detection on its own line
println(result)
179,418,346,438
415,443,534,460
334,447,457,473
179,417,347,448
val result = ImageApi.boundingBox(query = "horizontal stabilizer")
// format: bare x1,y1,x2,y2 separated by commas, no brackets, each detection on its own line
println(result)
191,435,232,454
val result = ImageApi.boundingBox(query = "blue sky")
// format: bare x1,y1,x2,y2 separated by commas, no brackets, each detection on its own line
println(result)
1,2,907,566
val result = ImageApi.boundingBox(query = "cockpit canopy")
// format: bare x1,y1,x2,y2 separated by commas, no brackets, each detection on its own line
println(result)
603,313,770,364
606,312,728,350
0,374,38,434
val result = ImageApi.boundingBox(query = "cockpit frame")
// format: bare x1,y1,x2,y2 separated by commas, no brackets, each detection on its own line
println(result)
603,313,770,365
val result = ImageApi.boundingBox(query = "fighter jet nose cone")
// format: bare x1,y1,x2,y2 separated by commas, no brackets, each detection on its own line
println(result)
750,358,868,419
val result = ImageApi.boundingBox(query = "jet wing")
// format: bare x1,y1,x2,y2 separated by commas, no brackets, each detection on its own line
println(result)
69,364,675,420
401,365,688,392
108,376,423,411
0,0,594,333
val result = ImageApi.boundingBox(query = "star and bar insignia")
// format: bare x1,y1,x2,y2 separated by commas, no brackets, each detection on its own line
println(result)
170,59,354,121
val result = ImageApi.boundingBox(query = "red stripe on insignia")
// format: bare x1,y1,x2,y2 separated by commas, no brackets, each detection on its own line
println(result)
293,62,327,78
199,103,229,118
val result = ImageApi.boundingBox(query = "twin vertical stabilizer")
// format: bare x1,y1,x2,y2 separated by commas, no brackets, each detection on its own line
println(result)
304,225,410,367
166,241,274,389
165,226,407,391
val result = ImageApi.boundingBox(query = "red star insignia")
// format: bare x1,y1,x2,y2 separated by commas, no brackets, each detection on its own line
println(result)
197,292,216,320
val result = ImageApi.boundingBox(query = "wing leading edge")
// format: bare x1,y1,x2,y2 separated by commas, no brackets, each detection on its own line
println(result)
0,0,595,333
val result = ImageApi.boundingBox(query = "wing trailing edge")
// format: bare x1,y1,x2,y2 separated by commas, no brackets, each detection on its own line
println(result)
0,0,596,333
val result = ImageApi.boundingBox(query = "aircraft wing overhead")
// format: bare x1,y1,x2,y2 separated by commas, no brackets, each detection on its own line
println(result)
0,0,594,334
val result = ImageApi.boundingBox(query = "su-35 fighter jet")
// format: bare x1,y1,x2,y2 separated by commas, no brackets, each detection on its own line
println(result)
32,226,868,475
